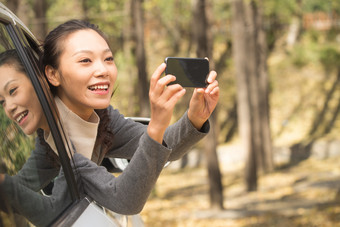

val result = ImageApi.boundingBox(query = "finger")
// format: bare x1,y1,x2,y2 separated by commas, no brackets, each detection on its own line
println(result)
206,70,217,84
165,87,186,108
158,74,176,86
209,86,220,95
160,84,184,103
150,63,166,89
205,80,219,94
195,87,205,93
151,74,177,98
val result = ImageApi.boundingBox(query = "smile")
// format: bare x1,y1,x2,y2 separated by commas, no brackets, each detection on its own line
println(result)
16,110,28,123
88,84,109,91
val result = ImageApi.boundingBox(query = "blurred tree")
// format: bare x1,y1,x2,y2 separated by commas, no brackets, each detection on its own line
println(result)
0,108,34,175
257,1,273,175
309,48,340,137
131,0,149,117
148,0,184,56
31,0,49,41
286,0,303,49
193,0,224,210
121,0,137,116
4,0,19,13
4,0,30,25
81,0,90,21
231,0,273,192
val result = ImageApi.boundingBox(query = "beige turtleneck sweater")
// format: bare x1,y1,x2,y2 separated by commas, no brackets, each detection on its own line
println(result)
45,97,99,160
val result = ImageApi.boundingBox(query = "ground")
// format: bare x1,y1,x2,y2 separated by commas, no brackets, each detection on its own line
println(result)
140,144,340,227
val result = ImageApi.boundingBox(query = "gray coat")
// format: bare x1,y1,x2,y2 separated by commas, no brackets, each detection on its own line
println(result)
1,106,209,226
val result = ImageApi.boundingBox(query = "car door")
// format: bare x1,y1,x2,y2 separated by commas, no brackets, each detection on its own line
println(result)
0,3,119,227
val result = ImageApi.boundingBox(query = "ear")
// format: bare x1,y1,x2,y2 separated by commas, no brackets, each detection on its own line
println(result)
45,65,61,86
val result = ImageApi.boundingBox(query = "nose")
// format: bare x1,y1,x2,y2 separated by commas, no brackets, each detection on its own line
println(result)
5,100,17,119
93,60,109,78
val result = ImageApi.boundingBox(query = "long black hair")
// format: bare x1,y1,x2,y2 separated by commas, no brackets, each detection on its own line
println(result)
0,49,26,74
40,20,114,160
40,19,110,95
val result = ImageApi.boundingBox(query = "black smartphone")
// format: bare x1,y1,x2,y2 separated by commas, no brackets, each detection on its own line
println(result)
165,57,209,88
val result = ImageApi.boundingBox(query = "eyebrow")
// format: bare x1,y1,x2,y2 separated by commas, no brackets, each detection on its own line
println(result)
0,79,17,98
3,79,17,91
72,48,112,57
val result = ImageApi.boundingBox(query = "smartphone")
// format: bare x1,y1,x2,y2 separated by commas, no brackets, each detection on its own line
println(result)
165,57,209,88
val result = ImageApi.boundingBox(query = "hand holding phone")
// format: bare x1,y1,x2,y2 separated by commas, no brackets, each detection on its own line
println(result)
165,57,209,88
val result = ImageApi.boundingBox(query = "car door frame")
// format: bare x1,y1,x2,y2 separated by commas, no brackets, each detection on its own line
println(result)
0,9,80,202
0,4,99,226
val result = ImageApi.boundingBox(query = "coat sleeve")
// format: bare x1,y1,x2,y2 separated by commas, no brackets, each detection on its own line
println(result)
11,130,60,192
163,110,210,161
74,108,209,214
105,107,209,162
0,169,72,227
73,131,171,215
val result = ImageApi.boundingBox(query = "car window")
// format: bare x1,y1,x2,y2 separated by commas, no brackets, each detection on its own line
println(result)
0,21,77,226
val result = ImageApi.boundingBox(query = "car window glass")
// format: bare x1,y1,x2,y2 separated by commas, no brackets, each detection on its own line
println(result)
0,23,74,227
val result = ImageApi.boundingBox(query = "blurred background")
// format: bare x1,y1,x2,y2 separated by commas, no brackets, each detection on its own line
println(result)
1,0,340,226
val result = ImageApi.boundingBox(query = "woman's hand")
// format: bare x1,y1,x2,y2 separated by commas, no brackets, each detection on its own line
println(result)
188,70,219,130
147,63,186,143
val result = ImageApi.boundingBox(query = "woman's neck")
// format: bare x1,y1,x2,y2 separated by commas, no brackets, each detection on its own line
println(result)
40,116,50,133
56,96,94,121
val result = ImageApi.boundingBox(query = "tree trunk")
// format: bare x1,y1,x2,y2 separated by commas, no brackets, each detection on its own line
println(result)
131,0,150,117
123,0,137,117
7,0,30,28
81,0,90,21
232,0,273,191
286,16,301,48
256,1,274,173
193,0,224,210
232,0,257,192
5,0,20,14
32,0,48,42
286,0,303,49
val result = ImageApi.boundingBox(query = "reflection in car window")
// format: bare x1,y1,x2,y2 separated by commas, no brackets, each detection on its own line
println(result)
0,23,35,226
0,24,13,50
0,25,34,175
0,25,36,174
0,23,74,227
0,107,35,174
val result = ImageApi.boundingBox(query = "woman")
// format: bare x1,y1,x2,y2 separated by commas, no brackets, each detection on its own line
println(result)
0,49,73,227
1,19,219,226
0,49,48,135
39,19,219,214
42,17,219,214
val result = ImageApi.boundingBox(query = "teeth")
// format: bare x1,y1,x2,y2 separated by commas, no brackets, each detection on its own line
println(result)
89,85,109,90
16,111,28,123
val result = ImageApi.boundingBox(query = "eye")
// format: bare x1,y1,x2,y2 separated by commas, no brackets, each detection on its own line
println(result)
105,56,114,62
79,58,91,63
9,87,17,95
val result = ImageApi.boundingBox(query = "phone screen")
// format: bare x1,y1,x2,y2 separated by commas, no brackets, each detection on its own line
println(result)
165,57,209,88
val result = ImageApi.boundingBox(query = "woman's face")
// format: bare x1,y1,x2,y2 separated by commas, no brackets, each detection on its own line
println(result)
0,65,47,135
51,29,117,120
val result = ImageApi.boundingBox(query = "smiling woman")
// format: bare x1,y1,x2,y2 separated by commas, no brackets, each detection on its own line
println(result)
0,49,73,227
0,16,219,226
0,51,37,179
44,28,117,121
38,19,218,216
0,49,49,135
